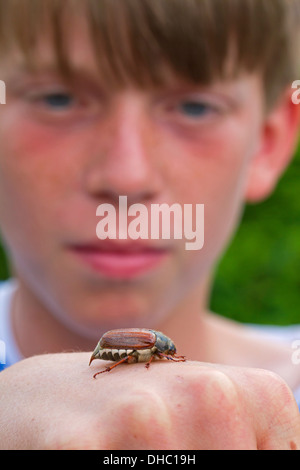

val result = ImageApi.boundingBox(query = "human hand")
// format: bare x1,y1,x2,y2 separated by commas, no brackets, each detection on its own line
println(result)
0,352,299,449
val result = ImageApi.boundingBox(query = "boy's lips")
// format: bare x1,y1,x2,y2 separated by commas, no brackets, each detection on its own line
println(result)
68,241,171,279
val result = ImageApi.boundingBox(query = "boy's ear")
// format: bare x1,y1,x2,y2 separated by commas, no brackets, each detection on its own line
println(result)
245,87,300,202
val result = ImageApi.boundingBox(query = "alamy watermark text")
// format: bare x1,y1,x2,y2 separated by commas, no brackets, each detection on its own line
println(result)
0,340,6,365
0,80,5,104
96,196,204,251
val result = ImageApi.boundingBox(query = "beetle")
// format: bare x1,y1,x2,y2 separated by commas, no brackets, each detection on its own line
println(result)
89,328,186,378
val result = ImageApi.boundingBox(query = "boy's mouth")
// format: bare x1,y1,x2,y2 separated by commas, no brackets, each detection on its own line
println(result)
68,241,171,280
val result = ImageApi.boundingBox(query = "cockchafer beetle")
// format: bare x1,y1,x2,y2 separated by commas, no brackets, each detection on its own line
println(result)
89,328,186,379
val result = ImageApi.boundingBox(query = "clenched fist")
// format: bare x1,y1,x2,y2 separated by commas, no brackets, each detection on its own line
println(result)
0,352,299,449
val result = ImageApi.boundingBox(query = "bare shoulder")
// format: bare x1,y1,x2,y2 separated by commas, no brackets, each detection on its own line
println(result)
203,312,300,391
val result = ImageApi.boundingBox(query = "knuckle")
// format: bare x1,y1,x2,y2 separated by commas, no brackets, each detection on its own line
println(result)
241,369,300,450
256,369,298,415
183,369,245,431
177,369,252,448
188,368,239,410
118,388,171,427
108,388,173,449
266,373,299,423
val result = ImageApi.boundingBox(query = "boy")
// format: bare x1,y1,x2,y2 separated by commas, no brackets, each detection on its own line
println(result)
0,0,300,449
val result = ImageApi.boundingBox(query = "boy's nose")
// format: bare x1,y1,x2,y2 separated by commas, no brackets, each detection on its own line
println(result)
83,97,162,202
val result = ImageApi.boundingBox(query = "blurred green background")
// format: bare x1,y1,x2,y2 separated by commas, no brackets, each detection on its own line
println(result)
211,144,300,325
0,145,299,326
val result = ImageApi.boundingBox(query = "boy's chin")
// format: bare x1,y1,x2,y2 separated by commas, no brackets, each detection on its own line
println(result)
59,299,157,336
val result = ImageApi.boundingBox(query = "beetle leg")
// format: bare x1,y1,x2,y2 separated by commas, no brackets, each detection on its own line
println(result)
174,354,186,360
145,355,155,369
93,356,130,379
157,352,186,362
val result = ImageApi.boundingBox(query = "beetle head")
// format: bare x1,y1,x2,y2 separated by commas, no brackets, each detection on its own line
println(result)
154,330,177,355
167,340,177,355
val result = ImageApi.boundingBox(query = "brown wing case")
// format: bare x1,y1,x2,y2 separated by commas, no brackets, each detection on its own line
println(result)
100,328,156,350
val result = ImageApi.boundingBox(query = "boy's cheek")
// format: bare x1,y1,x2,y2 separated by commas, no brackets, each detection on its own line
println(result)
0,114,74,208
0,127,63,256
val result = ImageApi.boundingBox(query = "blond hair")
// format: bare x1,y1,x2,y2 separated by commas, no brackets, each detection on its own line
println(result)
0,0,299,108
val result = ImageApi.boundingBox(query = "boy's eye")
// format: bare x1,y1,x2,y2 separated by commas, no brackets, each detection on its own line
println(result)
20,82,102,124
24,88,77,112
178,101,211,117
41,92,75,109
